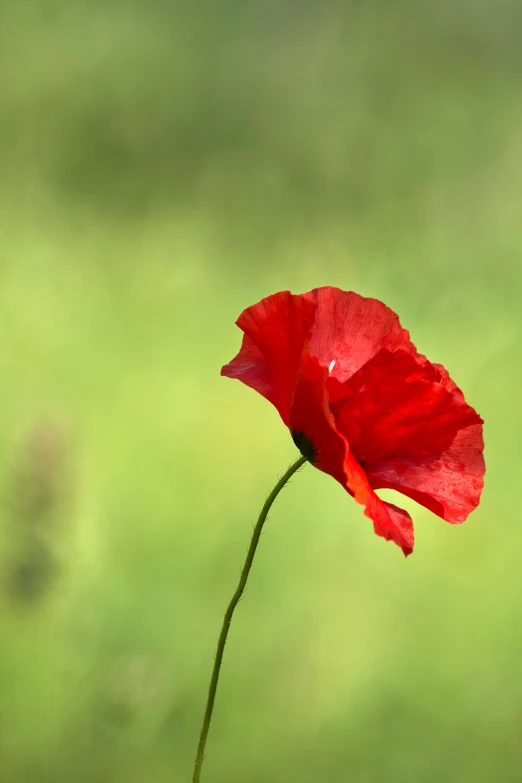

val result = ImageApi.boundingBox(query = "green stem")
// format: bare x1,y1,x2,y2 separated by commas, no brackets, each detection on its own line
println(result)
192,454,308,782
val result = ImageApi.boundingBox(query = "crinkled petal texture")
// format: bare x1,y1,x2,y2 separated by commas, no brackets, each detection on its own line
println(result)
221,291,316,424
222,287,485,555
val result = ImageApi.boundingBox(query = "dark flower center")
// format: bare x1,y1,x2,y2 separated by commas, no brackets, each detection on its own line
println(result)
291,431,317,463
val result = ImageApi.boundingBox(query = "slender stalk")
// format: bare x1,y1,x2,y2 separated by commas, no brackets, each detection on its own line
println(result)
192,454,308,782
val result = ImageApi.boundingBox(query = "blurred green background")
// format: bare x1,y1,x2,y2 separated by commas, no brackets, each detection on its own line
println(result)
0,1,521,781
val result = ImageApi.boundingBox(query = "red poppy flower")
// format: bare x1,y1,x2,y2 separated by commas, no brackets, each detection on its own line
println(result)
221,287,485,556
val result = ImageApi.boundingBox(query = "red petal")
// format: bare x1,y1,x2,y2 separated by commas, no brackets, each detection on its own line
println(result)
304,287,416,383
332,349,480,462
289,352,415,555
331,348,484,523
220,333,279,408
221,292,316,424
345,452,414,556
366,423,485,524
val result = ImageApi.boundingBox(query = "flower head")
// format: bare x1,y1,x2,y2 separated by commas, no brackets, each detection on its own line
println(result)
222,287,485,555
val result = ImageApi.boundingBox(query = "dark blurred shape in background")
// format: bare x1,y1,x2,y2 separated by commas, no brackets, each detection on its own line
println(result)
4,418,69,605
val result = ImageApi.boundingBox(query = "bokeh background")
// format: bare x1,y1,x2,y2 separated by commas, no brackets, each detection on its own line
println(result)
0,1,521,781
